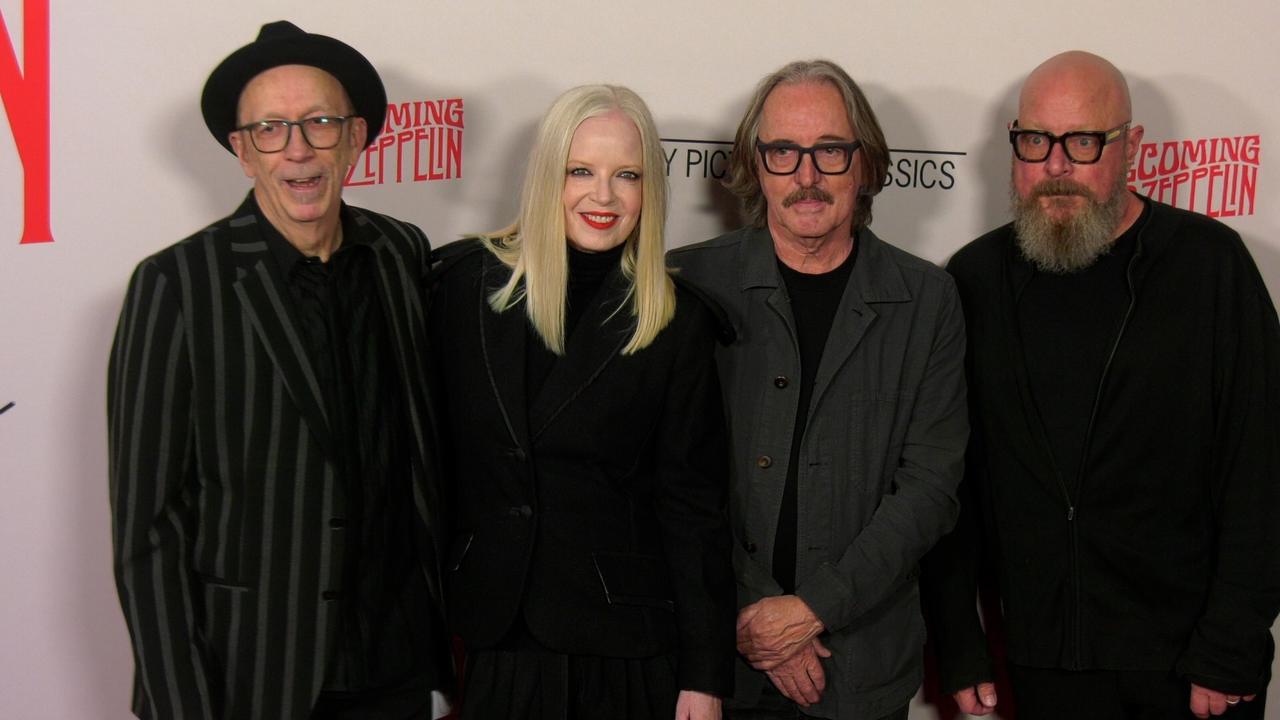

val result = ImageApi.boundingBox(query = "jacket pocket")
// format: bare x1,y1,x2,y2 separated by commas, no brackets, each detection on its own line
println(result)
195,571,252,593
591,552,675,611
447,532,475,572
840,581,924,690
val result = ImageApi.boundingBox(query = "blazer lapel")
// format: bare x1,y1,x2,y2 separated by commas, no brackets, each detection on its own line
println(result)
739,226,801,374
809,229,911,413
479,254,534,454
359,211,433,465
228,207,333,453
528,267,630,440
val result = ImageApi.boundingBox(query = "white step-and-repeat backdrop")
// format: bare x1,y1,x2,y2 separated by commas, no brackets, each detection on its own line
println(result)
1,1,1275,717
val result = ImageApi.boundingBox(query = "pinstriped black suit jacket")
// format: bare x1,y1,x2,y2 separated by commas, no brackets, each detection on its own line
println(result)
107,195,446,720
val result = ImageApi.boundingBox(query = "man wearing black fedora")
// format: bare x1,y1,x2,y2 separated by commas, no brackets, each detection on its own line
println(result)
108,21,449,719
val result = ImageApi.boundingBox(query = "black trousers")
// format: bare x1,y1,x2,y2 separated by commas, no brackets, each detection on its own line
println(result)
1010,664,1267,720
310,674,434,720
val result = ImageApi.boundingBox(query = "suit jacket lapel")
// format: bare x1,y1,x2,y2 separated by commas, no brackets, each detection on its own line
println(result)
528,267,630,440
358,211,434,467
228,202,333,453
479,253,534,454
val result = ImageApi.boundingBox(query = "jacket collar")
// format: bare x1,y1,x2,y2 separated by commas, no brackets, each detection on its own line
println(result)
738,222,913,418
737,223,912,304
228,192,411,461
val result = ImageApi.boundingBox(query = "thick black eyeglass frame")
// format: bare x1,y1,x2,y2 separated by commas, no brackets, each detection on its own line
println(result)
234,115,354,153
755,139,863,175
1008,120,1130,164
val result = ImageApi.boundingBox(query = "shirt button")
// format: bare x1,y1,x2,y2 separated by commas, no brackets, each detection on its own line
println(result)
773,376,789,389
328,518,345,529
742,540,758,553
322,590,341,601
756,455,773,469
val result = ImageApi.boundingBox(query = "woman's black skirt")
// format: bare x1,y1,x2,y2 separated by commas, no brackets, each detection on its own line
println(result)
461,646,679,720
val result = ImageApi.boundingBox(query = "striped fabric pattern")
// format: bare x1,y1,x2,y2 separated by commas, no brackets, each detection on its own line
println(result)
107,196,444,720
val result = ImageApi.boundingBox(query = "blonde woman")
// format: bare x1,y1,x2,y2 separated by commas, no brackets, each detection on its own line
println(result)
428,85,735,719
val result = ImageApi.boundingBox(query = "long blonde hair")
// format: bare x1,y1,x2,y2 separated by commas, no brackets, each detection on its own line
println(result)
482,84,675,355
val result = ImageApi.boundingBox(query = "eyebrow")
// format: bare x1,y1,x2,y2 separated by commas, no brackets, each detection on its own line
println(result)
565,157,643,168
759,134,855,144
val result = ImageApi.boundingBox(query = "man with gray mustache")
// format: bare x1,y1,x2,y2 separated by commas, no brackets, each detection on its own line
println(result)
925,50,1280,720
669,59,968,719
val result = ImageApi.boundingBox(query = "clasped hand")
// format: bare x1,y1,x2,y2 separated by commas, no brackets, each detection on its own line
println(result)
736,595,828,706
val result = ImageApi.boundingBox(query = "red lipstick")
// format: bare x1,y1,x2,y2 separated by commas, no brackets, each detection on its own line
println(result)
580,212,619,230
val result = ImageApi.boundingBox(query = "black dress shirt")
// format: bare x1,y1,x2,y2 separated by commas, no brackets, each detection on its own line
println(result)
259,204,433,698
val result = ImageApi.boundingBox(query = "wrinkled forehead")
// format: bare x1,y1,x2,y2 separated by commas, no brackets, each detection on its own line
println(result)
236,64,353,122
758,80,853,139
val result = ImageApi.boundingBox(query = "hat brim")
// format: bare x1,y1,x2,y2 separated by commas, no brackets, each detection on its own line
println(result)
201,30,386,154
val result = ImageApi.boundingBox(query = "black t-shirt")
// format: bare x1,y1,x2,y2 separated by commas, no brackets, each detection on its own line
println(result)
1016,200,1149,488
773,241,857,594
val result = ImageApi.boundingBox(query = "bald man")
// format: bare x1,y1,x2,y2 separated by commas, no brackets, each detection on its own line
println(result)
923,51,1280,719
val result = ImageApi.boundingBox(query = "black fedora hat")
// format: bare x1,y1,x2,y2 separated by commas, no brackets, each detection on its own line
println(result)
201,20,386,153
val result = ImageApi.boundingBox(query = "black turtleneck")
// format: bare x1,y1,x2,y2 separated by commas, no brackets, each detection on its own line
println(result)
525,243,626,399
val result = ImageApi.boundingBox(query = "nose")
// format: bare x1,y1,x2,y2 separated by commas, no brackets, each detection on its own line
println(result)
589,175,616,204
794,152,821,186
282,123,316,161
1043,140,1073,178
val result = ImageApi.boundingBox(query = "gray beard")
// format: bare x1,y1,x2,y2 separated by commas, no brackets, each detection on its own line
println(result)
1011,170,1128,274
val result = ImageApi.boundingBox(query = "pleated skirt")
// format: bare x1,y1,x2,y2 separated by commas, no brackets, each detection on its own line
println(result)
461,646,678,720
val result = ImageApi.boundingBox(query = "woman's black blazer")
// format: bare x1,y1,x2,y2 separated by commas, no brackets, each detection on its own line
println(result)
427,242,735,694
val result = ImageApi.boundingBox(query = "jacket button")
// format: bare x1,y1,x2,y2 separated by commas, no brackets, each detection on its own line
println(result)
742,540,758,553
773,376,789,389
322,590,341,601
328,518,345,529
756,455,773,469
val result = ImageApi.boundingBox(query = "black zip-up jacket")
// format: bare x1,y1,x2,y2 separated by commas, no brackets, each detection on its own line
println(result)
923,197,1280,696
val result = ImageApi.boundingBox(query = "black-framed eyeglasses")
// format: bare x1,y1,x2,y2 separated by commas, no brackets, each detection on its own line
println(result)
235,115,354,153
1008,120,1129,164
756,139,862,175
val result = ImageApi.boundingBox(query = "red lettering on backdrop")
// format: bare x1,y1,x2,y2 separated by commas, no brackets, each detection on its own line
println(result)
1128,134,1261,217
345,98,464,187
0,0,52,244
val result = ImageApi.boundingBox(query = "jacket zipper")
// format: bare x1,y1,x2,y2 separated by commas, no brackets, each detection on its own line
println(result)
1065,240,1143,666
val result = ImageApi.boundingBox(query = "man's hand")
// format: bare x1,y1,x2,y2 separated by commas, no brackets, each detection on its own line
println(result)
952,681,998,716
764,639,832,707
736,595,825,670
675,689,722,720
1190,683,1256,718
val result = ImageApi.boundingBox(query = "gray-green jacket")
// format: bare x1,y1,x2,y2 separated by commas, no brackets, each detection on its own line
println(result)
669,226,968,719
